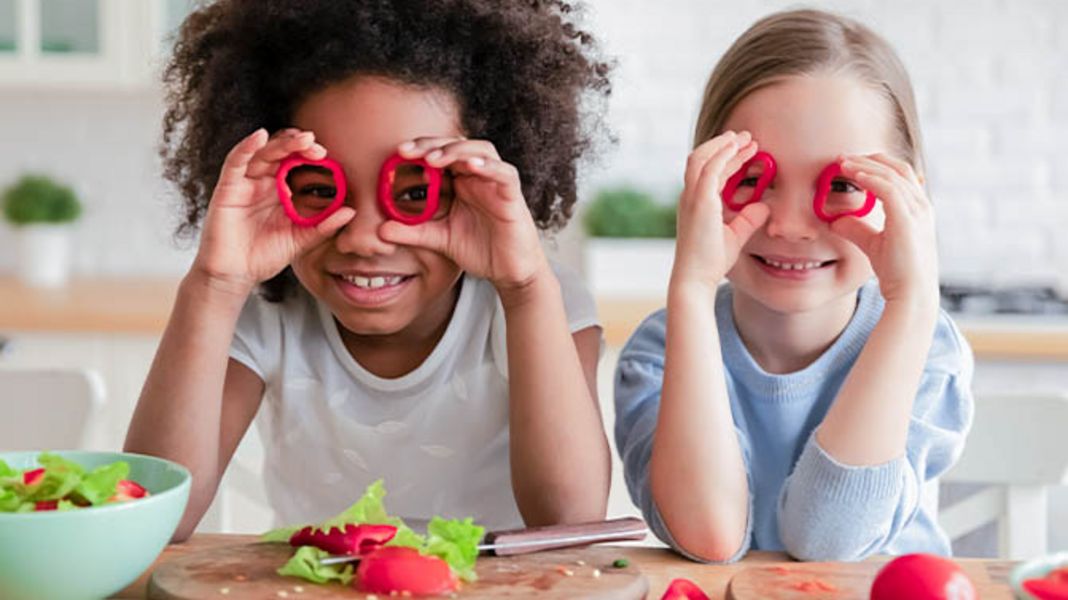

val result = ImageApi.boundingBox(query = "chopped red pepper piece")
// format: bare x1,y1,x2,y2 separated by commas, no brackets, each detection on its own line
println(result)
34,500,59,511
356,546,458,595
661,577,710,600
289,523,397,556
22,468,45,487
108,479,149,503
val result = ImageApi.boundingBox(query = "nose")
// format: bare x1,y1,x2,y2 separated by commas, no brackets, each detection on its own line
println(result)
762,187,821,242
332,191,397,257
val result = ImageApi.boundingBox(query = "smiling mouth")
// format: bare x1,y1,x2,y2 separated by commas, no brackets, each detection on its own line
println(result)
753,255,837,271
337,274,414,290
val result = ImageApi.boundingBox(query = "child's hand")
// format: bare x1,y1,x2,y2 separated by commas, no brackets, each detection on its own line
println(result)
378,137,548,297
831,153,939,308
193,128,355,294
671,131,771,290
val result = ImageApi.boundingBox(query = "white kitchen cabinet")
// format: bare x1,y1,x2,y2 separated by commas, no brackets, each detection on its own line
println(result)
0,0,194,89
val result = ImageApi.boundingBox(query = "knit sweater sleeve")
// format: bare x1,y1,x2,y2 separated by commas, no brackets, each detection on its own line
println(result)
777,312,975,561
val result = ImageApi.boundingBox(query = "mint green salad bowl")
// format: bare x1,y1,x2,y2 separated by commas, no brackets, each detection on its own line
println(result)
0,451,191,600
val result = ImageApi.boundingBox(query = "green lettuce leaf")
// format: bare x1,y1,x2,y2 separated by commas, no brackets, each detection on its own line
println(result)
73,461,129,505
266,479,484,584
0,459,17,479
28,454,84,502
0,488,21,512
425,516,485,582
276,546,354,585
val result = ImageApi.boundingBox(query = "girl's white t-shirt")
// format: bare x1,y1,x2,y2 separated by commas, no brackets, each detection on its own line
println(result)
229,262,598,530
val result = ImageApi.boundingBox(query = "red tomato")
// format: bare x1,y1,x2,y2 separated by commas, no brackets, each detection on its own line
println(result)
870,553,977,600
356,546,458,596
661,577,710,600
22,468,45,487
34,500,59,511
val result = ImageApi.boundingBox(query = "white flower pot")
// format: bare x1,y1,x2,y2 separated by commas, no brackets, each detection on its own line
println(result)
15,224,73,287
584,237,676,299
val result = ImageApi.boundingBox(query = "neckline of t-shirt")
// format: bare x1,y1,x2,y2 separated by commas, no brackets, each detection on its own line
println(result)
317,275,476,392
717,279,883,398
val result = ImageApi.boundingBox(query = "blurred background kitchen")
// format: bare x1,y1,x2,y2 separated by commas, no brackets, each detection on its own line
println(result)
1,0,1066,559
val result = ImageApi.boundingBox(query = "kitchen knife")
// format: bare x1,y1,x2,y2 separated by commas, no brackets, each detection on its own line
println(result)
318,516,648,566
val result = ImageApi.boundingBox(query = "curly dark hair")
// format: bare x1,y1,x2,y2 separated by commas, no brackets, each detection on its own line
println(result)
160,0,611,301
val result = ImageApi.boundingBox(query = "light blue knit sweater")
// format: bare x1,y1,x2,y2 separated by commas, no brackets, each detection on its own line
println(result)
614,280,974,562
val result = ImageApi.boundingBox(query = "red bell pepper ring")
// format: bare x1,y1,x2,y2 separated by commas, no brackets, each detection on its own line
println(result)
661,577,710,600
289,523,398,556
34,500,59,511
356,546,458,596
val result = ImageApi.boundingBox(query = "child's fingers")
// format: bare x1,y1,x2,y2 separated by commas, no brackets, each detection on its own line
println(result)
719,141,759,194
725,201,770,246
377,219,450,254
829,215,880,254
840,157,916,216
690,138,747,213
858,152,923,187
397,136,471,159
423,139,501,167
246,130,326,178
217,128,269,186
685,131,751,189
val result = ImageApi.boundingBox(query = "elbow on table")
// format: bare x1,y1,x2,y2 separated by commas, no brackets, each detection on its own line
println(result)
780,525,882,562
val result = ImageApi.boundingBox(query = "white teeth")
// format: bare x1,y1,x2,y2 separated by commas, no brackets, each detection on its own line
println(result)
764,258,825,271
343,275,404,289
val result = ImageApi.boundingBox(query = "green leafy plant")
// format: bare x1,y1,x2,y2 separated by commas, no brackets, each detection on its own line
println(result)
583,186,676,238
2,174,82,226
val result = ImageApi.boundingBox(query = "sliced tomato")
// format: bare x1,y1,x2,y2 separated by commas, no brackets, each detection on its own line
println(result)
356,546,458,596
289,523,397,556
870,553,977,600
34,500,59,511
661,577,710,600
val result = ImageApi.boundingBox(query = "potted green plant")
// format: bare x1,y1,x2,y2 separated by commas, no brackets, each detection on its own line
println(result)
2,174,83,287
582,186,677,298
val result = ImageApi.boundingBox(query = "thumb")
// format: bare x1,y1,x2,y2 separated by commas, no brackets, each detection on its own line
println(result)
830,216,879,254
726,202,770,246
291,206,356,250
378,219,450,254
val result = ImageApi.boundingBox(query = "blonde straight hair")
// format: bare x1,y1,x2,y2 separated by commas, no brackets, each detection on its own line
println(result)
694,9,925,173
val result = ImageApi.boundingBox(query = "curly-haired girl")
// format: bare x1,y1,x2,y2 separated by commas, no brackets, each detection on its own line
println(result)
125,0,612,540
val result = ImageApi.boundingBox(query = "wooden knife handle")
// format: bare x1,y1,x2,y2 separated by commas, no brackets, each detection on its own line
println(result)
483,516,648,556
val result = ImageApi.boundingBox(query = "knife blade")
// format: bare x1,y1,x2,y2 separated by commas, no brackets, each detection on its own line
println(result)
318,516,647,566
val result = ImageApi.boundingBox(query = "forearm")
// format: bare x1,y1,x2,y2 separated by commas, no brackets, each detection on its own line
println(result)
817,298,939,465
501,266,610,525
652,281,749,561
124,269,250,513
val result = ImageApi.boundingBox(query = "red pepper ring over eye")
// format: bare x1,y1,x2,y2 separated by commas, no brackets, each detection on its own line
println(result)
377,152,444,226
721,150,777,212
813,162,877,223
275,154,348,228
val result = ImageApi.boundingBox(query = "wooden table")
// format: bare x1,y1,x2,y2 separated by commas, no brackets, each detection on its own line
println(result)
111,534,1018,599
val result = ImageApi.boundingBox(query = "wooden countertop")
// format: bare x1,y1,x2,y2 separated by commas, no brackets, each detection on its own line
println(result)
0,276,179,334
2,276,1067,360
110,534,1016,599
598,298,1068,361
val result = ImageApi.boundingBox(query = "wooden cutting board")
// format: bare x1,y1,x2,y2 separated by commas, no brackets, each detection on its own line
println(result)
726,558,1013,599
148,542,648,599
